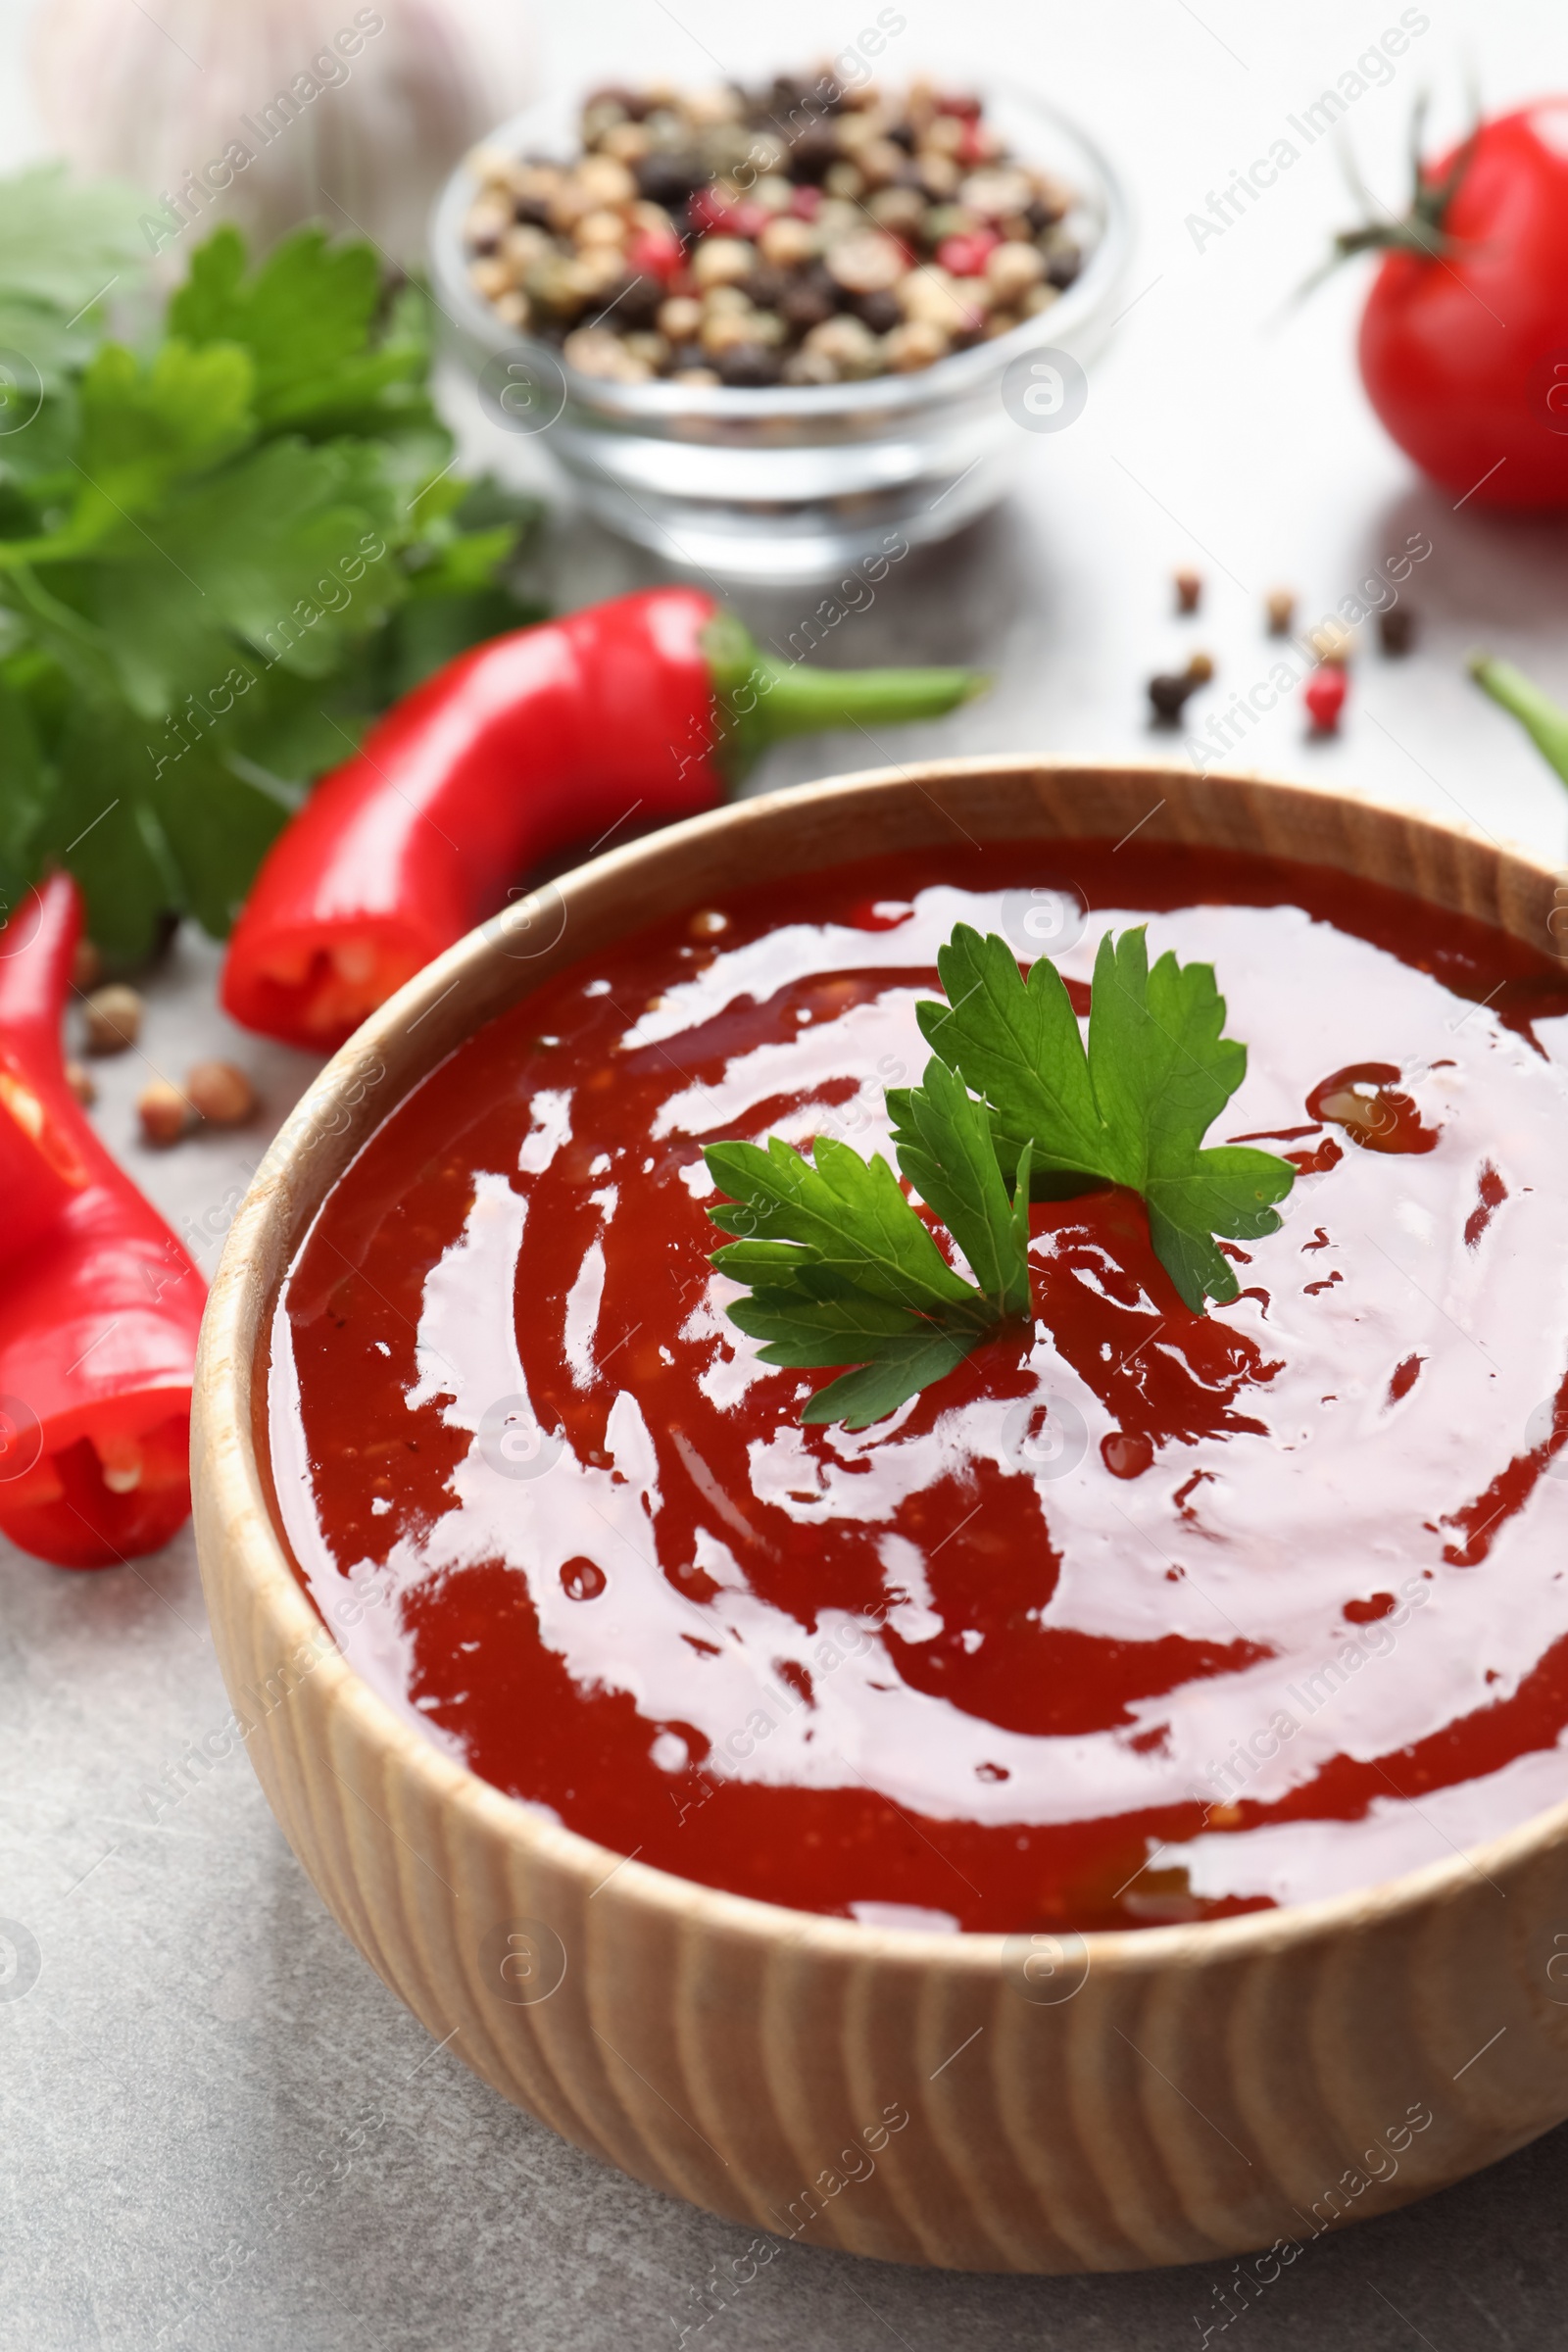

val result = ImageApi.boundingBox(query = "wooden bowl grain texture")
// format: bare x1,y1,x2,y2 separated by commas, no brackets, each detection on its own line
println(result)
193,759,1568,2274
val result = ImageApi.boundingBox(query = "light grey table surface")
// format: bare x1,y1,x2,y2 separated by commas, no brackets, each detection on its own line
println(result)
8,3,1568,2347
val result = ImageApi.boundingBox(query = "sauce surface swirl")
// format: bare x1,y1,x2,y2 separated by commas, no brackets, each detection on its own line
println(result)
270,842,1568,1933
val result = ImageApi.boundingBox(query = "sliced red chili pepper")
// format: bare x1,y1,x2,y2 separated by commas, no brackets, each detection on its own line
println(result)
221,586,985,1052
0,876,204,1569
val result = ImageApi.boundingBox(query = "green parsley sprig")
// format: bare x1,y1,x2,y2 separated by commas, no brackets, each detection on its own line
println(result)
705,1060,1032,1431
0,169,546,959
920,924,1296,1312
703,922,1295,1429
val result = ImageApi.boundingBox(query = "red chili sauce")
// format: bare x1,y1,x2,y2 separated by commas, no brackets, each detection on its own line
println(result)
269,842,1568,1934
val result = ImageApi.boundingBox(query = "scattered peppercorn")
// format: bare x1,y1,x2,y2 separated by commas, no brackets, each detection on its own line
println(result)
462,72,1089,384
1306,617,1355,666
71,937,102,993
1304,666,1348,734
185,1059,258,1128
1148,653,1215,725
1173,566,1202,615
65,1059,95,1107
82,982,144,1054
1264,587,1296,636
1378,606,1416,656
137,1078,191,1149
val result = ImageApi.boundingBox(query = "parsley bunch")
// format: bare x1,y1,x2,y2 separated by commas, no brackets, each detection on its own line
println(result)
705,921,1296,1430
0,168,545,958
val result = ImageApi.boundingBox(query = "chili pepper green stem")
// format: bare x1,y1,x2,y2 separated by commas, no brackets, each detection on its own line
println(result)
1469,652,1568,790
702,611,989,783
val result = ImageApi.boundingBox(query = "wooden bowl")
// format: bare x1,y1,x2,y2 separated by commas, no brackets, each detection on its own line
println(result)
193,759,1568,2274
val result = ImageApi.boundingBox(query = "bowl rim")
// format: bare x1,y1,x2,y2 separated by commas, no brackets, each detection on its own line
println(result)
197,754,1568,1976
426,77,1134,423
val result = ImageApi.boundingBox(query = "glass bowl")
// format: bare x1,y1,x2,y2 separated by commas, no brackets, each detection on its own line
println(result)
428,83,1132,583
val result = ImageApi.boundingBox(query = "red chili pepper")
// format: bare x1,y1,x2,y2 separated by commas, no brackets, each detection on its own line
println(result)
221,587,986,1052
0,876,204,1568
1304,665,1349,734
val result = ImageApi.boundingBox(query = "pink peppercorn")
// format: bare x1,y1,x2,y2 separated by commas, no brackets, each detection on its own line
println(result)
789,184,823,220
937,230,1001,276
626,227,684,280
1304,666,1348,733
685,186,734,236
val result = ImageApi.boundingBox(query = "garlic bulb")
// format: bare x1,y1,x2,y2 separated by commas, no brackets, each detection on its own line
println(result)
31,0,535,268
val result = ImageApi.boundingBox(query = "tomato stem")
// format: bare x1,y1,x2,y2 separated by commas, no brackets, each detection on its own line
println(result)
1312,96,1482,285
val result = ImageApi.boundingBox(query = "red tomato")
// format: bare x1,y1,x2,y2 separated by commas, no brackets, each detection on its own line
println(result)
1358,102,1568,510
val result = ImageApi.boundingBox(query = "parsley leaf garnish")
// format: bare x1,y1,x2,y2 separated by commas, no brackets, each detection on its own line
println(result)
0,181,547,959
919,923,1295,1310
703,920,1297,1429
703,1061,1031,1430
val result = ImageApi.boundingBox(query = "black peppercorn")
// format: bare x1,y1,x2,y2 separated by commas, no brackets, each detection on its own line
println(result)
851,288,903,333
789,125,840,183
745,263,792,311
1148,653,1214,725
1148,674,1195,723
715,342,783,387
781,277,836,331
602,272,663,330
634,153,705,209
